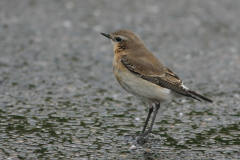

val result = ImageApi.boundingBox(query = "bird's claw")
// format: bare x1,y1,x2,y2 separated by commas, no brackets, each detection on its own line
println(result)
125,130,160,140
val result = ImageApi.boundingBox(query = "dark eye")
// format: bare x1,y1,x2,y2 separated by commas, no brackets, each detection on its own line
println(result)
116,37,122,42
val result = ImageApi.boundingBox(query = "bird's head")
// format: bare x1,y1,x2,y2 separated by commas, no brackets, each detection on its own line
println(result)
101,29,145,53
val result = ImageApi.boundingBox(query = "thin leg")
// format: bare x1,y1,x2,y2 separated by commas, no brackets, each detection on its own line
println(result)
141,104,153,134
147,102,160,132
135,102,161,141
127,102,161,140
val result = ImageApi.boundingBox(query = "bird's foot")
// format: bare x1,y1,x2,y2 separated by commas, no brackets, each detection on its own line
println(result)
124,130,161,141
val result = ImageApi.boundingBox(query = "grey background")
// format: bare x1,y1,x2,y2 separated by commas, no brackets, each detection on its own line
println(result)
0,0,239,159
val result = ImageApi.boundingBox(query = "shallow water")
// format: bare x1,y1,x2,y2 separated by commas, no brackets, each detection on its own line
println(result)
0,0,240,159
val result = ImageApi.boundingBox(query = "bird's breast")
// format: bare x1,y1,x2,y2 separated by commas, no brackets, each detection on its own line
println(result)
113,57,125,88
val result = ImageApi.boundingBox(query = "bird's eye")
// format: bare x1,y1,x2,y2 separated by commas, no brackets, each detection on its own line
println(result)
116,37,122,42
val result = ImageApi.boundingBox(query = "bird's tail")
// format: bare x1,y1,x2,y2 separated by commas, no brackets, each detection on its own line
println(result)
188,90,213,103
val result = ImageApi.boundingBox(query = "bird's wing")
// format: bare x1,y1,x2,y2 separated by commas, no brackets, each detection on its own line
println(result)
121,55,202,101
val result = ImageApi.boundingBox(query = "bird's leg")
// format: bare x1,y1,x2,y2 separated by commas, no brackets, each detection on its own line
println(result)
127,102,161,141
137,102,161,138
141,104,153,134
146,102,160,134
125,104,153,139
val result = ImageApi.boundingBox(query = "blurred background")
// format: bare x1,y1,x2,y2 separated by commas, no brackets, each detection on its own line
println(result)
0,0,240,159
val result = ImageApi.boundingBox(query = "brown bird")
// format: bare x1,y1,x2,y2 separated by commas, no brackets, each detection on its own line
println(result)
101,29,213,138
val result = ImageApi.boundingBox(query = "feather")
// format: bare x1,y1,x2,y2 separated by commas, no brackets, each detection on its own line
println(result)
121,56,213,103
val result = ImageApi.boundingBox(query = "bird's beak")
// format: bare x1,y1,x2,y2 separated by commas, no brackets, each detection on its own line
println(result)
101,33,111,39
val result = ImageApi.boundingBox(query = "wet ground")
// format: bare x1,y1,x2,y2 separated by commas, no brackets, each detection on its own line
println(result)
0,0,240,159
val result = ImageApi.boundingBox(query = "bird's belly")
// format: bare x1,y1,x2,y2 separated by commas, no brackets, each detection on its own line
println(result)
114,67,172,103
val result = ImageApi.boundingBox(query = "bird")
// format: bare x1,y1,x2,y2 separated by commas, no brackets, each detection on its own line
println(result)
101,29,213,139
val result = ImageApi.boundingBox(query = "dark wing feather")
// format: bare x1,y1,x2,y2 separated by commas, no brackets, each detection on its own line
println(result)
121,56,210,102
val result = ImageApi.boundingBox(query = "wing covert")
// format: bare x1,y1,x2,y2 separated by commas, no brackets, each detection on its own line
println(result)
121,56,201,101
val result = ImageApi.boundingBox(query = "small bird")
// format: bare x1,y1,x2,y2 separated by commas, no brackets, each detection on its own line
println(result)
101,29,213,138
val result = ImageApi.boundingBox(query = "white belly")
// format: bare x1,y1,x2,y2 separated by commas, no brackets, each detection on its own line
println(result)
114,67,173,103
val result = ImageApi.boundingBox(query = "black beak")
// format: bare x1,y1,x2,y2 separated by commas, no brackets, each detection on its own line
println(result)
101,33,110,39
